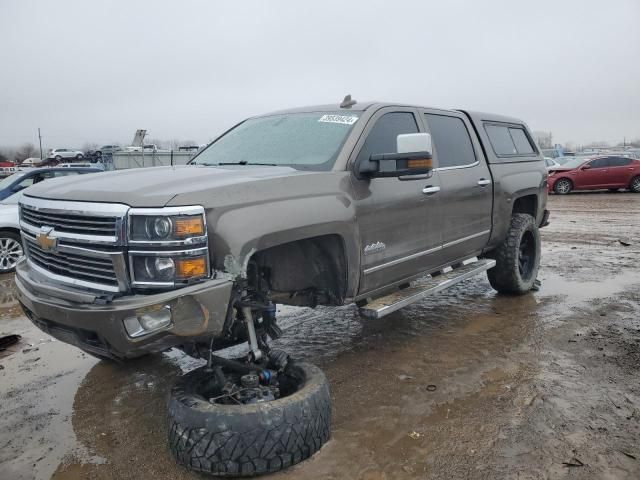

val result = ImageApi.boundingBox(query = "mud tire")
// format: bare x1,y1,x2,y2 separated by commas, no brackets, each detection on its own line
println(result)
486,213,541,295
167,362,331,477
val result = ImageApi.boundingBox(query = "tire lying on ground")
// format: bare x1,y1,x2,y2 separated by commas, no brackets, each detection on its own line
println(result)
167,362,331,477
486,213,541,295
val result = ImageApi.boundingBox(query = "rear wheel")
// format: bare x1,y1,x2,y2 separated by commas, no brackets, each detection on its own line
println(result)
76,154,83,159
0,231,23,273
553,178,572,195
486,214,541,295
630,176,640,193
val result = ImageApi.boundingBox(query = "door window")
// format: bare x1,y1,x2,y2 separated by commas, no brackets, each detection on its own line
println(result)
588,158,610,169
425,114,476,168
356,112,419,164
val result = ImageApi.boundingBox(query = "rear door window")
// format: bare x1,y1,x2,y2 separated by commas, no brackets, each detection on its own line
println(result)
484,124,536,156
609,156,631,167
425,114,476,168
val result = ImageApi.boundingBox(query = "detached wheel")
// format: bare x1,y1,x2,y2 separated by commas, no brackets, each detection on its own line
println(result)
630,176,640,193
167,362,331,477
486,213,541,295
553,178,572,195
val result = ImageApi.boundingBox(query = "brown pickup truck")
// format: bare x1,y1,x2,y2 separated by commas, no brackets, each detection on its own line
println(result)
15,98,548,477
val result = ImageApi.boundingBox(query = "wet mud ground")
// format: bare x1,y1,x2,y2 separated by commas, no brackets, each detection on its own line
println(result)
1,192,639,480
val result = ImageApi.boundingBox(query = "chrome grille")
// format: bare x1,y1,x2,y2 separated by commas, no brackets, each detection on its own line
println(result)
21,204,118,237
24,234,118,286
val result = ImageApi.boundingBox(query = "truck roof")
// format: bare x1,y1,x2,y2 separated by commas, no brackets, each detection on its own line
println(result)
261,102,527,125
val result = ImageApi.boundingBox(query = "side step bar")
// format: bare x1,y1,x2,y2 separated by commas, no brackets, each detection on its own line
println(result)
358,258,496,319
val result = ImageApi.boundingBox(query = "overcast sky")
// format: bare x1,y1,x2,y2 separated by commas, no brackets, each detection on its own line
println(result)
1,0,638,149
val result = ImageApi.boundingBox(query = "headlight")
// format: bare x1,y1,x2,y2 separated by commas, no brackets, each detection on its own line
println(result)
127,206,209,288
129,211,205,243
130,251,209,285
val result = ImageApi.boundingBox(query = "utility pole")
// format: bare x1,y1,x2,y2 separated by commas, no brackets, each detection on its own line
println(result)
38,128,43,159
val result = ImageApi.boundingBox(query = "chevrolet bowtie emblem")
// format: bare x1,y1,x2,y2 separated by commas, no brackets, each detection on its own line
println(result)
36,227,57,251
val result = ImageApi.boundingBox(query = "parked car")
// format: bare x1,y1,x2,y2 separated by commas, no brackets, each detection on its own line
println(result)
0,162,18,178
86,145,121,160
96,145,121,155
544,157,561,169
48,148,84,160
548,155,640,194
0,190,23,273
0,167,104,201
14,99,548,476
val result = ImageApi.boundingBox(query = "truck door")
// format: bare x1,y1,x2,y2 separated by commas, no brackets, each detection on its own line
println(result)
423,111,493,262
352,108,443,295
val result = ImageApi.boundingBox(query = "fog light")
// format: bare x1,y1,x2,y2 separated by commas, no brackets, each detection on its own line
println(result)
123,306,172,338
139,306,172,331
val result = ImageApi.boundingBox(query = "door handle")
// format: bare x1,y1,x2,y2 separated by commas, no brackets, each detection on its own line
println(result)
477,178,491,186
422,186,441,195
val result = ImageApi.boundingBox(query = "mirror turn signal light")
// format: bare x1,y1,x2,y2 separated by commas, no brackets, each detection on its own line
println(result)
407,158,433,169
174,217,205,237
176,256,207,278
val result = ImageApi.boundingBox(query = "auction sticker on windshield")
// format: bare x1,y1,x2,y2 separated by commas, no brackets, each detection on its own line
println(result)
318,115,358,125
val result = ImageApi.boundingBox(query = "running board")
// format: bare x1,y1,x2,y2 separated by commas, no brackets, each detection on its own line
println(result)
358,258,496,319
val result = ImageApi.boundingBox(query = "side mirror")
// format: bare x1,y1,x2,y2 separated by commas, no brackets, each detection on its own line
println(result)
581,164,591,170
359,133,434,177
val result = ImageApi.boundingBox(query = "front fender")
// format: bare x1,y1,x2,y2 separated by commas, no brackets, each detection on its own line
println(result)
208,195,360,298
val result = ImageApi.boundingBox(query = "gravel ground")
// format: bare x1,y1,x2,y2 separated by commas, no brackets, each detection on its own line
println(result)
1,192,639,480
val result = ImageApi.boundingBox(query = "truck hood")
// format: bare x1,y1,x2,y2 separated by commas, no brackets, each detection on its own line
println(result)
24,165,310,207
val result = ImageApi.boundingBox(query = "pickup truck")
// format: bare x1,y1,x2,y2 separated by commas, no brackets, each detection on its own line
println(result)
14,99,548,477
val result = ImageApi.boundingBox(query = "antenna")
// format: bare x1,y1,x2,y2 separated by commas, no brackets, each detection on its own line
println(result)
340,94,357,109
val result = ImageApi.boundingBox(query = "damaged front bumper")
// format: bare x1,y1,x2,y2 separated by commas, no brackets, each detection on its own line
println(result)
14,259,234,359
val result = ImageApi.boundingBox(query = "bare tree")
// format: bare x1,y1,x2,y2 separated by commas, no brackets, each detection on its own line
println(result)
14,143,38,163
533,131,553,149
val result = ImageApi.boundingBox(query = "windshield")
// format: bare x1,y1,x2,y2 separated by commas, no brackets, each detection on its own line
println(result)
0,172,26,189
559,157,589,169
1,191,23,204
191,112,361,170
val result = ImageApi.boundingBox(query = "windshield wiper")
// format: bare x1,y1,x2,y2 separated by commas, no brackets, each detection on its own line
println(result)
217,161,278,166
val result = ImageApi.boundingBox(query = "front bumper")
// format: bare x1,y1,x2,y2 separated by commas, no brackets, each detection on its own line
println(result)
14,259,234,359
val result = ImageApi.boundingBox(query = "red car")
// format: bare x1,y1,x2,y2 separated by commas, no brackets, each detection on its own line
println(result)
548,155,640,194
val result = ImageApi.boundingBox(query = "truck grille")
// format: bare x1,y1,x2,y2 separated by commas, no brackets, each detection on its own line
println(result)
24,235,119,286
21,204,118,237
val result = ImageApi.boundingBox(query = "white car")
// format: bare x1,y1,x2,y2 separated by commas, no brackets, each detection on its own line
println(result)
49,148,84,160
0,191,22,273
544,157,561,169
